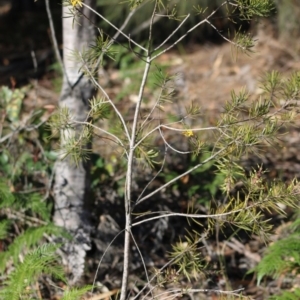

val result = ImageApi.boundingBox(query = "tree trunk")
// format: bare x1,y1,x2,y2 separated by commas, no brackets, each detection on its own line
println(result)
53,0,96,283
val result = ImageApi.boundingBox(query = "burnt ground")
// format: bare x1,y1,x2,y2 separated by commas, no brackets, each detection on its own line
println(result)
1,2,300,300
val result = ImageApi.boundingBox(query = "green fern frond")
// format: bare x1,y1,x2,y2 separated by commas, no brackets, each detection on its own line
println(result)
0,180,51,221
269,288,300,300
0,219,10,239
0,224,69,273
61,285,93,300
0,180,15,208
255,233,300,285
14,192,52,222
0,243,65,300
288,216,300,232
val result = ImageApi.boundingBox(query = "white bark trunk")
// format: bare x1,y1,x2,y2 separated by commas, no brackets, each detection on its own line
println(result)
54,0,96,283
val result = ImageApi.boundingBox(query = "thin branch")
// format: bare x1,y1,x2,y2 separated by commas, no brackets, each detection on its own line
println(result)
134,124,216,150
150,1,228,61
154,288,245,299
134,235,207,300
79,54,131,142
139,75,166,131
133,189,297,228
136,145,228,205
130,231,153,298
161,124,220,132
131,9,165,37
91,229,125,292
158,126,192,155
147,0,158,52
0,112,52,144
205,19,248,51
153,14,190,52
132,209,243,228
82,3,147,53
72,120,128,158
135,143,168,205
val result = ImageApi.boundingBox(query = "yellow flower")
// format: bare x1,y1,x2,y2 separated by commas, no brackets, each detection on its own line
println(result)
71,0,83,7
182,130,194,137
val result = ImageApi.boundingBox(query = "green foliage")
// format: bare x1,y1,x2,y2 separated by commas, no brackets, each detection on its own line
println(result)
74,32,118,79
48,62,63,93
0,84,55,189
0,225,68,273
0,242,91,299
112,46,170,102
60,286,93,300
0,86,26,125
0,185,72,298
169,234,206,282
0,179,67,274
0,219,10,239
254,215,300,299
89,97,111,121
236,0,275,19
96,0,249,43
0,180,51,221
0,177,88,300
268,289,300,300
0,244,64,300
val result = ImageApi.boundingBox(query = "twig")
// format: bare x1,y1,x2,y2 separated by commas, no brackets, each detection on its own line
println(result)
153,14,190,52
153,287,245,299
135,143,168,204
150,1,228,61
72,120,128,158
82,3,147,53
79,54,131,143
92,229,126,292
134,236,207,300
130,231,153,299
135,145,228,205
158,126,192,155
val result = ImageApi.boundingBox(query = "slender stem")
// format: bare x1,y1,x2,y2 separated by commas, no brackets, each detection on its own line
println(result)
120,6,157,295
147,1,158,51
120,54,152,300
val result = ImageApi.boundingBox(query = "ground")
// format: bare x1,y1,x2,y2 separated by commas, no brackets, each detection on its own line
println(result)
1,2,300,299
